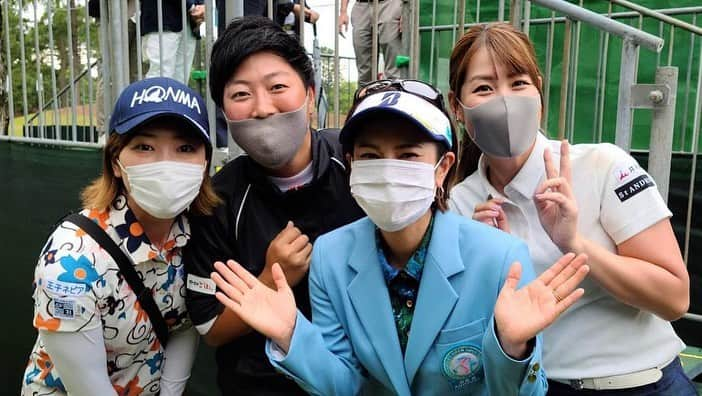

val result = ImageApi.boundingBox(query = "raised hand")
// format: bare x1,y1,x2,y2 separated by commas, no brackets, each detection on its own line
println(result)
494,253,589,359
264,221,313,288
212,260,297,352
535,140,581,253
473,195,510,232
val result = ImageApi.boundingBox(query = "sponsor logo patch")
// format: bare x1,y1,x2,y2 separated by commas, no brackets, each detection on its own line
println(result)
615,174,654,202
613,163,642,183
187,274,217,295
44,279,87,296
52,298,77,320
441,344,483,391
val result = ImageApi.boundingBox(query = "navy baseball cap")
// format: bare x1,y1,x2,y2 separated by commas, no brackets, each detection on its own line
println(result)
339,90,453,153
109,77,210,143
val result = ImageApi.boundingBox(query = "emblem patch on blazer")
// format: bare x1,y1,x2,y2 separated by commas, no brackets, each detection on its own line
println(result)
441,344,483,391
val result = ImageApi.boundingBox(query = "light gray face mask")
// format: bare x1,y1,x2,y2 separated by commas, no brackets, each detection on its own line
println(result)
460,95,540,158
225,98,309,169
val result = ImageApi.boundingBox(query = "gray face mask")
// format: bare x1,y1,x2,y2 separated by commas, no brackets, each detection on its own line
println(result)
225,99,309,169
460,95,540,158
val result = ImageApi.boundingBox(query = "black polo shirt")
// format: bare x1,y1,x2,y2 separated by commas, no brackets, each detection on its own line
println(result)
185,130,364,395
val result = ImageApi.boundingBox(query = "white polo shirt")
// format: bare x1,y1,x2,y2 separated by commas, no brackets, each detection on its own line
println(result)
449,133,685,380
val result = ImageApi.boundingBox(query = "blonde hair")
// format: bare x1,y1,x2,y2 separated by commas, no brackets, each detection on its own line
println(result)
81,133,221,216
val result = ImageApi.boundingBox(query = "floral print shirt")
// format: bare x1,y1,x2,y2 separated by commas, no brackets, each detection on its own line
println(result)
22,195,192,396
376,215,434,353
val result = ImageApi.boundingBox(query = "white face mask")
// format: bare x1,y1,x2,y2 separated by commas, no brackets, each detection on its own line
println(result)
350,157,443,232
118,160,205,219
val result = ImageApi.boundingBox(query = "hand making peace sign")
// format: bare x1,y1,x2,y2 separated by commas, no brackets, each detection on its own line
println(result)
534,140,581,254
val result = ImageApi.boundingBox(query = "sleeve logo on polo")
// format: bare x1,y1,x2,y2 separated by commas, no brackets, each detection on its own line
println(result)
187,274,217,295
615,174,655,202
612,163,642,183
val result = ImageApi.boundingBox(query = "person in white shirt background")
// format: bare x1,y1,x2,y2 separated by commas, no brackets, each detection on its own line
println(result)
447,22,695,395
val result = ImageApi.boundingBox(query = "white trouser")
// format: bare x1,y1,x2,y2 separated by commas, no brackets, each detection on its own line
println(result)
142,31,196,83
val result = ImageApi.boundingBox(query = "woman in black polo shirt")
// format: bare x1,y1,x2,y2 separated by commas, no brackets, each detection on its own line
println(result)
184,16,364,395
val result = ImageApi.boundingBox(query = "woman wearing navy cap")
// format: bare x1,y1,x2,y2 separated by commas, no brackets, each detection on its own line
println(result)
21,77,219,396
210,79,590,395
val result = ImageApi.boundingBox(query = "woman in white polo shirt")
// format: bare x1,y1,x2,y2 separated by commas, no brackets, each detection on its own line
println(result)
447,23,695,395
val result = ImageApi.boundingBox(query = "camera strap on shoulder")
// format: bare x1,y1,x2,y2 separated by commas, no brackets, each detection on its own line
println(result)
62,213,170,348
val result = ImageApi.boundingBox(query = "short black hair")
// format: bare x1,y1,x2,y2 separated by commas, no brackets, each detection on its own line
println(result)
209,16,314,108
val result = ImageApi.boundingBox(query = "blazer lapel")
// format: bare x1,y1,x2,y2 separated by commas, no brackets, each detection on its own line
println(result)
403,211,464,384
347,222,410,395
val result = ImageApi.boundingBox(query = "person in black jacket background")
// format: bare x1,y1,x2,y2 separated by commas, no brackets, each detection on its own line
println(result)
184,16,364,395
141,0,204,83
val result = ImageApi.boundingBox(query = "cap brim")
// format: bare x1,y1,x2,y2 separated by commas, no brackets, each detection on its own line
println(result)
113,110,210,144
340,107,449,151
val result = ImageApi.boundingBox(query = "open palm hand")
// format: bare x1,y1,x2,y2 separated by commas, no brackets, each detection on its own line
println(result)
211,260,297,352
494,253,589,358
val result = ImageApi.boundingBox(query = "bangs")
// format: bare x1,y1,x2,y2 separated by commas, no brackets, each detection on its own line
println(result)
484,29,541,81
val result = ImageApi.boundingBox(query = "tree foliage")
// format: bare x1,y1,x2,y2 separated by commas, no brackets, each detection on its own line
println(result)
2,0,99,117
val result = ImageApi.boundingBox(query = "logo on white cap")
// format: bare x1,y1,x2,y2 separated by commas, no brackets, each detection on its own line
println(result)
352,91,452,145
129,85,202,114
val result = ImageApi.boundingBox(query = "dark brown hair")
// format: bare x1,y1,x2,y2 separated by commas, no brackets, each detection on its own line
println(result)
449,22,544,182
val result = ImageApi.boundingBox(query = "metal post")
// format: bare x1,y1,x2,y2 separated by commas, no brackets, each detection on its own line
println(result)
429,0,438,81
182,0,189,83
557,18,571,140
530,0,663,52
18,0,29,136
567,6,581,142
334,0,340,127
542,11,555,131
32,0,45,139
647,67,678,202
614,38,638,151
523,0,531,36
684,40,702,264
2,0,14,137
85,0,94,142
597,2,612,143
498,0,505,22
121,0,130,83
510,0,522,31
136,0,142,79
66,0,78,141
680,13,697,151
457,0,466,38
268,0,274,19
411,0,420,79
157,0,164,77
99,0,113,136
110,0,127,95
371,0,379,80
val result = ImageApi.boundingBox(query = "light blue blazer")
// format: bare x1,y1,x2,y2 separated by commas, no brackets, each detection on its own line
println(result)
267,211,547,395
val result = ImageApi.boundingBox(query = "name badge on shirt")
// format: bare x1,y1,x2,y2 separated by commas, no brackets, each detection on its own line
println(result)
441,344,483,391
51,298,77,320
187,274,217,295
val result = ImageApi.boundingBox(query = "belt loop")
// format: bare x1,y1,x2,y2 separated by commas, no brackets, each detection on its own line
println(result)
569,379,584,390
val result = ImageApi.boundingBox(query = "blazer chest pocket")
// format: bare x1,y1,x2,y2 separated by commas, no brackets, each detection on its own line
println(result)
433,318,488,392
436,317,486,346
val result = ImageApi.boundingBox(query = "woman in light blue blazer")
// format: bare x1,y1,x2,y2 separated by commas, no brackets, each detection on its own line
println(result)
210,80,589,395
